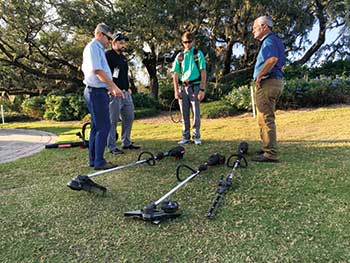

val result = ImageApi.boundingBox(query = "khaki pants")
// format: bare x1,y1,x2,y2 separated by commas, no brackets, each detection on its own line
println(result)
255,78,283,159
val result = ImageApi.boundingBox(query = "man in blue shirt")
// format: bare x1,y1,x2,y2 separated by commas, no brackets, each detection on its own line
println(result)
251,16,285,163
82,23,124,170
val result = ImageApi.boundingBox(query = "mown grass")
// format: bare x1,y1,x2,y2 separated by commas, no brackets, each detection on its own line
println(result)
1,106,350,262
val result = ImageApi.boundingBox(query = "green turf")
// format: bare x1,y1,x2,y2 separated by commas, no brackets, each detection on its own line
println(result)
1,106,349,262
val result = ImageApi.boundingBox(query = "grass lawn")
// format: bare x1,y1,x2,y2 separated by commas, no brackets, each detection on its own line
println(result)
1,105,350,262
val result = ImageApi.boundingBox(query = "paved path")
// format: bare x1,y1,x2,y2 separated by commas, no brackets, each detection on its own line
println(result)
0,129,58,164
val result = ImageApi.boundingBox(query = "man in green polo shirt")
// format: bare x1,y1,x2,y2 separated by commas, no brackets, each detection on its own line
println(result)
172,31,207,145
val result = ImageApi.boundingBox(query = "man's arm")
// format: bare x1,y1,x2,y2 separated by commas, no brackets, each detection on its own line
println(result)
198,69,206,101
95,69,124,98
255,56,278,89
173,73,181,99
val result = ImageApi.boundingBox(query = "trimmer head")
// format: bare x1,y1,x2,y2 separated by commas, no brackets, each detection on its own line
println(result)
124,201,181,224
67,175,107,196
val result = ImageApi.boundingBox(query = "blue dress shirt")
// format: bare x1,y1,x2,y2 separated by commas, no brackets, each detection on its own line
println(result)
82,39,112,88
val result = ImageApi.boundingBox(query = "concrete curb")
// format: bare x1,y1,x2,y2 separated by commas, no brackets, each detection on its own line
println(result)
0,129,58,164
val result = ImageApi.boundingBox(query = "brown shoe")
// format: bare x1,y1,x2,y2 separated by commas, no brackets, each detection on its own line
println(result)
94,162,117,170
252,155,279,163
256,149,264,155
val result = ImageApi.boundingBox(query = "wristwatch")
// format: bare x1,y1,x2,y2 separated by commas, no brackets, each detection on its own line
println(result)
200,88,205,92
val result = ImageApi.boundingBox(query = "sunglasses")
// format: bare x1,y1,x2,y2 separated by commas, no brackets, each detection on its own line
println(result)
182,40,192,44
102,32,112,41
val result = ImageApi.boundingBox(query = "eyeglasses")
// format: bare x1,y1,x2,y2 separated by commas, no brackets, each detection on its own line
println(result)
182,40,192,44
102,32,112,41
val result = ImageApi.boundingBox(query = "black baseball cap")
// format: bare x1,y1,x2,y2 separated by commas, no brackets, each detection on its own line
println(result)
112,32,129,42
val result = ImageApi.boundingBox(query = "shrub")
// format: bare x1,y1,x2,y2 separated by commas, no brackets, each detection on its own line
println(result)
69,95,88,120
3,112,34,122
224,84,252,111
132,92,159,108
0,97,12,112
158,78,174,110
278,79,350,109
12,95,26,112
135,107,160,119
21,96,46,119
44,95,71,121
0,95,26,112
44,94,88,121
205,82,233,102
201,100,237,119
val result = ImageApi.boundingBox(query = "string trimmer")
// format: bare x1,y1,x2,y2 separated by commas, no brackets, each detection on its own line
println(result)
207,141,248,219
124,152,225,224
45,122,91,149
67,146,185,195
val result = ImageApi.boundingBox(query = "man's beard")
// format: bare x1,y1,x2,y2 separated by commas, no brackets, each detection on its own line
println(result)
116,47,125,52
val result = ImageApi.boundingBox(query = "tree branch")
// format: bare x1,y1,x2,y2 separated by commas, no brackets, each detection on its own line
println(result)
292,0,327,66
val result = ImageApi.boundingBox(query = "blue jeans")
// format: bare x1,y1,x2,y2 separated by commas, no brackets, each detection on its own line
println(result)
84,87,110,168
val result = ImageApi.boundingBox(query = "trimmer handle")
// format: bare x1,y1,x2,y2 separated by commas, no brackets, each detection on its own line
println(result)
155,146,185,160
176,153,225,181
198,153,225,172
227,154,248,168
81,122,91,142
176,164,196,182
237,141,249,156
167,146,185,159
226,142,249,168
206,153,226,166
138,151,156,166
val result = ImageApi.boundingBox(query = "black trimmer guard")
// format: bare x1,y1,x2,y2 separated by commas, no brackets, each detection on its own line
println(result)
67,175,107,196
124,202,181,224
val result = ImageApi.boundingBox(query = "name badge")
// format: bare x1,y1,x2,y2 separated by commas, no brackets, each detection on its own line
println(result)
113,67,120,78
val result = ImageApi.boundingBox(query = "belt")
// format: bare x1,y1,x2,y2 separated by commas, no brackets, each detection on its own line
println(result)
262,76,282,81
179,77,201,86
87,86,109,91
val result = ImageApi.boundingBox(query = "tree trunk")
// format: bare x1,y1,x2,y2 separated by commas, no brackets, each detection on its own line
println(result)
142,51,159,99
149,75,158,99
222,40,234,76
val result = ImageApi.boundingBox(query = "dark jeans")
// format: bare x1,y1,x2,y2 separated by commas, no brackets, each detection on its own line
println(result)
84,87,110,168
178,84,201,140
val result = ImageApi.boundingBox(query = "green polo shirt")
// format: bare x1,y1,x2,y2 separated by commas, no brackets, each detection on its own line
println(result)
172,47,206,84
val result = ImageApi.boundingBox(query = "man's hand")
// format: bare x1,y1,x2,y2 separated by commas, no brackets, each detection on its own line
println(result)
95,69,124,98
174,89,182,99
198,90,205,101
109,84,124,98
255,74,269,89
255,57,278,89
198,83,205,101
255,75,262,89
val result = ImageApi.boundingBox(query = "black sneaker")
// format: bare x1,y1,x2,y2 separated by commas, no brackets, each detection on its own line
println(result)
94,162,118,170
109,148,124,155
122,144,141,150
